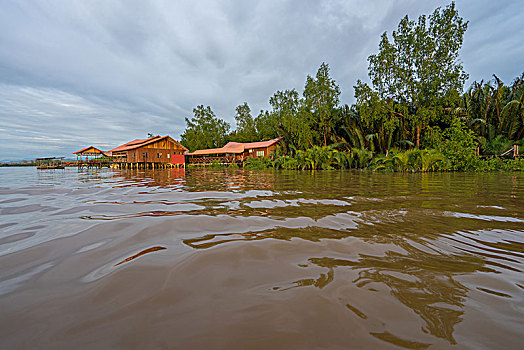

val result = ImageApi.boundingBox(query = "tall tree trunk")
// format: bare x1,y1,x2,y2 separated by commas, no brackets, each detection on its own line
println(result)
416,125,421,148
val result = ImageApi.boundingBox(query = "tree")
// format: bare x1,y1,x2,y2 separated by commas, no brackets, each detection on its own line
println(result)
462,72,524,147
336,104,367,150
354,81,405,152
303,62,341,146
231,102,258,142
501,73,524,140
254,110,278,141
356,2,468,148
180,105,230,152
442,117,478,170
269,89,313,151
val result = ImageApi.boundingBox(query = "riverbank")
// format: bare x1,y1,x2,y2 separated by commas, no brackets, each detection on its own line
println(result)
190,147,524,172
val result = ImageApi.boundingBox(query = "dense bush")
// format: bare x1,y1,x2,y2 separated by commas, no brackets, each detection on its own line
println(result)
241,144,524,172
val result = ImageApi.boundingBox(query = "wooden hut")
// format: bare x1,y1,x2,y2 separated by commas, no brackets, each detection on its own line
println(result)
109,135,188,169
74,146,111,168
188,138,281,165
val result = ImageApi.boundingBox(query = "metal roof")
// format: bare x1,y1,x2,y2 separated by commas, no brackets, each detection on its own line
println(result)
189,138,281,156
73,146,108,156
109,136,188,153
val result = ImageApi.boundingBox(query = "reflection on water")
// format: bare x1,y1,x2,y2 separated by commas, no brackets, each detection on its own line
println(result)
0,167,523,349
114,246,167,266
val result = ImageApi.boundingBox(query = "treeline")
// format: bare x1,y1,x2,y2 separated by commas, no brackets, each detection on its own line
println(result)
180,2,523,170
0,160,36,167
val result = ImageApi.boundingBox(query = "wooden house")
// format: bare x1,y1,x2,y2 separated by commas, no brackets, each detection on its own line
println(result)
73,146,111,168
109,135,188,169
188,138,281,164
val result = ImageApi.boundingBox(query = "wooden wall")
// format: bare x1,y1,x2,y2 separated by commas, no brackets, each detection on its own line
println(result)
115,138,186,164
243,144,277,158
128,139,186,163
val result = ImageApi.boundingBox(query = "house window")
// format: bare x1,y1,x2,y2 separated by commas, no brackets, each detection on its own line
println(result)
143,152,147,158
256,151,265,157
157,153,161,158
167,154,170,159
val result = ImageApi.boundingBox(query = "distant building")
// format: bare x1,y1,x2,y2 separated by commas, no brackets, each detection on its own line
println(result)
109,135,188,168
188,138,281,164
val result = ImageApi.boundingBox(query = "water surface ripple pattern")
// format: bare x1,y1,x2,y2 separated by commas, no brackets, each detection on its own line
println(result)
0,167,523,349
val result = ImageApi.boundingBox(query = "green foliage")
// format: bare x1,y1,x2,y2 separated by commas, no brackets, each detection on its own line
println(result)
177,3,521,174
271,146,357,170
477,157,524,171
356,2,468,148
501,158,524,171
422,126,444,150
209,160,227,169
463,73,524,145
351,148,373,169
230,102,258,142
180,105,230,152
481,135,514,155
337,105,367,149
303,62,341,146
273,155,299,170
441,118,478,170
243,157,274,170
268,89,313,151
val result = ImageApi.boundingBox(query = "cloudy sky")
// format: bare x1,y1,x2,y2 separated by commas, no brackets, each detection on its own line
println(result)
0,0,522,160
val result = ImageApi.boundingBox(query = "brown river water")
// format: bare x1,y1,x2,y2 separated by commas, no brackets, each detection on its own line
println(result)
0,167,523,349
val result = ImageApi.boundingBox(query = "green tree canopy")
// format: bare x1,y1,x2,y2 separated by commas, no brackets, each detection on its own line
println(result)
355,2,468,149
303,62,341,146
269,89,313,151
254,110,279,141
231,102,258,142
180,105,230,152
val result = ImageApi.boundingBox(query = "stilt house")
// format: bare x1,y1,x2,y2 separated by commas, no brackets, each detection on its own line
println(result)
73,146,111,168
109,135,188,168
188,138,281,164
73,146,109,161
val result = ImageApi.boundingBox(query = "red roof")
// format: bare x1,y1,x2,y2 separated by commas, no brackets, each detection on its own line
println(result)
109,138,154,153
243,138,282,149
109,135,188,153
189,138,281,156
73,146,109,156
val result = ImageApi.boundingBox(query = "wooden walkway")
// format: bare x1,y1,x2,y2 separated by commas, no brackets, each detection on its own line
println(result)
77,160,111,169
187,155,244,166
477,145,522,159
110,162,185,169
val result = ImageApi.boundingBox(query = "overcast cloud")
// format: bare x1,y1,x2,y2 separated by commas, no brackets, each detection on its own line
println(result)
0,0,523,160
